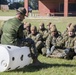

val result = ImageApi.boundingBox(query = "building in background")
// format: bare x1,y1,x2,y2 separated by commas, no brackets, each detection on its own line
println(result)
24,0,76,17
0,0,9,11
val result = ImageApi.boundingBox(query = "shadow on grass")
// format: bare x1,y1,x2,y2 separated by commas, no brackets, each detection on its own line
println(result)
9,62,76,73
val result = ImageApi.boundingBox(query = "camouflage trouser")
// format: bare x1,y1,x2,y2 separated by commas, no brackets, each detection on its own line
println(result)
41,47,75,59
21,38,38,59
63,49,75,60
74,46,76,54
36,41,44,54
49,49,65,58
48,48,75,59
41,46,64,57
41,47,47,56
41,47,64,57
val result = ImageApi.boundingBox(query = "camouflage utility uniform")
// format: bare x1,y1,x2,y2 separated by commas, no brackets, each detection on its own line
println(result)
57,27,76,59
46,26,63,57
28,26,43,54
38,23,48,42
23,22,31,38
62,23,72,37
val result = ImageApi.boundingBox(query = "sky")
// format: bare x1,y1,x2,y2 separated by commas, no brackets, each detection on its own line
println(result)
7,0,24,3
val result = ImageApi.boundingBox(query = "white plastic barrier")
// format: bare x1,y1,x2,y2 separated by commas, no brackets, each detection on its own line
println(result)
0,45,32,72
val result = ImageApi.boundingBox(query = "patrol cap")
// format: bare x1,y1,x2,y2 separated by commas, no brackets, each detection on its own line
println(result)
31,26,37,31
68,26,75,32
26,22,31,27
67,23,72,27
51,26,57,32
47,22,52,26
72,24,76,31
50,24,56,29
39,23,44,26
70,24,76,28
24,22,27,25
16,7,26,16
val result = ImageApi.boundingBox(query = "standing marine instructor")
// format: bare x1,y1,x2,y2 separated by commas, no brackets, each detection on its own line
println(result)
1,7,41,65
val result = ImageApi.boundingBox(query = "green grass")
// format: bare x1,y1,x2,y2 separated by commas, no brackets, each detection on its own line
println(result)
0,10,16,16
0,55,76,75
0,17,76,32
24,17,76,33
0,17,76,75
0,10,38,16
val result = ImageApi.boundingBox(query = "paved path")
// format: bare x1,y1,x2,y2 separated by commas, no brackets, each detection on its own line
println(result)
0,16,60,20
0,16,69,21
0,16,15,20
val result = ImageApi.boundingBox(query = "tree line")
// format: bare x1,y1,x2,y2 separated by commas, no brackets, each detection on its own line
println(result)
0,0,38,10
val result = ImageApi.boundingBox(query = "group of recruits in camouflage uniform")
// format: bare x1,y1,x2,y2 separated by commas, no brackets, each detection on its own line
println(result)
0,7,76,65
23,20,76,60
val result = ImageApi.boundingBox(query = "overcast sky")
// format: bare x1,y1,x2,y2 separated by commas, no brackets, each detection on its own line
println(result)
7,0,24,3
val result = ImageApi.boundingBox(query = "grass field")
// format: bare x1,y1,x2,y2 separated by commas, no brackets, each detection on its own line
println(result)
0,10,76,75
0,10,38,16
0,18,76,75
0,17,72,33
0,55,76,75
24,17,76,33
0,9,76,32
0,10,16,16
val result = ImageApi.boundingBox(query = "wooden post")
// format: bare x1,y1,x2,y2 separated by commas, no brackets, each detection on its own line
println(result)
64,0,68,17
24,0,29,16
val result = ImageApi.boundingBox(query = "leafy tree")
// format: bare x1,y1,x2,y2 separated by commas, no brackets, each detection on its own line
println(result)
19,1,24,6
0,0,8,4
29,0,38,10
9,2,23,9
